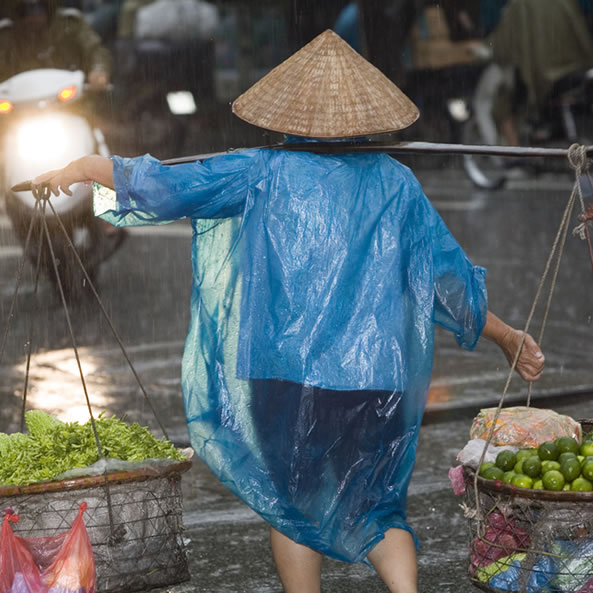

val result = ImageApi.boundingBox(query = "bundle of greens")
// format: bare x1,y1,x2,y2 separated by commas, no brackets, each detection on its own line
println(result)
0,410,186,487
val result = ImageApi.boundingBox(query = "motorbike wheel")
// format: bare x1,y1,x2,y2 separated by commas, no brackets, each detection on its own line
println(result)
461,116,507,191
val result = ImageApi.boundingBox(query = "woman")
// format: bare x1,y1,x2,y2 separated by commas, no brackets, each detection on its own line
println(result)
33,30,544,593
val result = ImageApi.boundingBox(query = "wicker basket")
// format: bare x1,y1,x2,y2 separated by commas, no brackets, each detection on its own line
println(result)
0,459,192,593
463,420,593,593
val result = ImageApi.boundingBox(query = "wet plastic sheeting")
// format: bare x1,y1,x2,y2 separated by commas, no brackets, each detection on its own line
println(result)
94,142,487,562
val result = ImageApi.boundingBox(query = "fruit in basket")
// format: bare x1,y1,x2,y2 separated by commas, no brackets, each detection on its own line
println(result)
522,456,542,478
559,451,577,465
560,458,581,482
570,476,593,492
495,450,517,472
511,474,533,488
538,441,560,461
580,441,593,456
502,471,516,484
532,479,543,489
482,466,505,481
542,469,565,491
541,460,561,473
555,436,580,455
582,461,593,481
479,462,496,476
516,449,538,462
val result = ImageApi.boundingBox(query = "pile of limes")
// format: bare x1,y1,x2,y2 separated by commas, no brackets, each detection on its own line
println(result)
478,436,593,491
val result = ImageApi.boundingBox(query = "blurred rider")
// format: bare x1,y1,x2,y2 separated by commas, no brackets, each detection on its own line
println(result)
0,0,111,90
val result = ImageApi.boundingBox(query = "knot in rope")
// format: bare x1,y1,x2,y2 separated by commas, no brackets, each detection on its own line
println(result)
567,143,590,173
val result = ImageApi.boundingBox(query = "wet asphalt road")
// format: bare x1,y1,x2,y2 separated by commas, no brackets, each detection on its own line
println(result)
0,158,592,592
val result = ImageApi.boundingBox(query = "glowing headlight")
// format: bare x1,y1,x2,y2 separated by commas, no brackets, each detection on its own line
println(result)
17,117,67,161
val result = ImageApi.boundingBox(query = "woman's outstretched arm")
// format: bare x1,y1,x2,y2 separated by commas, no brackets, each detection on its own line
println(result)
33,155,114,196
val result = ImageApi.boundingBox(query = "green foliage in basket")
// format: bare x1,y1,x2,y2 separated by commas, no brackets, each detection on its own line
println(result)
0,410,186,486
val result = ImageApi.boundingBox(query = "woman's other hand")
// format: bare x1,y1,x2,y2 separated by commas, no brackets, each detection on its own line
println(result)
482,311,545,382
499,328,545,382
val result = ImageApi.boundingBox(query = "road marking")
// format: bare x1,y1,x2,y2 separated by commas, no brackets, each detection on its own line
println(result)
184,506,262,527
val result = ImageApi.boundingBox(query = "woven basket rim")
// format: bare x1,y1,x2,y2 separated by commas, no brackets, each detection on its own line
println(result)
0,459,192,498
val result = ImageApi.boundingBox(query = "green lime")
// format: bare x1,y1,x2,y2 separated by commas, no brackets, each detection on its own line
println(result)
532,479,544,490
571,477,593,492
503,471,516,484
581,456,593,467
580,441,593,457
482,466,505,481
511,474,533,489
561,458,582,482
538,441,560,461
578,455,585,464
582,461,593,481
513,460,524,474
563,483,572,491
542,470,565,491
496,450,518,472
517,449,538,462
522,456,542,479
479,462,496,477
555,436,580,455
541,460,561,473
559,452,578,465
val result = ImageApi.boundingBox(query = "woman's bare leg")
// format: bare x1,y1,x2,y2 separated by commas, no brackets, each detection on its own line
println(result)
367,528,418,593
269,526,323,593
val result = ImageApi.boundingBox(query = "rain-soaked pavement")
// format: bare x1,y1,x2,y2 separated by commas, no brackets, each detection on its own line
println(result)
0,156,592,593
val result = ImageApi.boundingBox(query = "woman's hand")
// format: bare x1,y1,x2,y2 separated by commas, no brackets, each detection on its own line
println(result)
481,311,545,382
33,155,114,196
33,158,88,197
499,328,545,382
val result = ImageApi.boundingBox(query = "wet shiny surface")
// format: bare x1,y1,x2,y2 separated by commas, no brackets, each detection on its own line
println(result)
1,161,592,591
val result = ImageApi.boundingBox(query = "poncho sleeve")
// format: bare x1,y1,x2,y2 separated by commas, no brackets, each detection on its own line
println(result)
95,151,256,225
429,202,488,350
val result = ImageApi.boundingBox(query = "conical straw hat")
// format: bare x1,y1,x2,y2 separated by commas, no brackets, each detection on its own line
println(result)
232,29,419,138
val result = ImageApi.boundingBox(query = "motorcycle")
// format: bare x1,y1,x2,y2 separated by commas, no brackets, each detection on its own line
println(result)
460,62,593,190
0,68,123,301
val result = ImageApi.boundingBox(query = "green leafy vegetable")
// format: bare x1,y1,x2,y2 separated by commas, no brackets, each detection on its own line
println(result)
0,410,185,486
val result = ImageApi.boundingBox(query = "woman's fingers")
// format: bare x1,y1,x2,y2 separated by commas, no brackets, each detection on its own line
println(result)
33,169,71,197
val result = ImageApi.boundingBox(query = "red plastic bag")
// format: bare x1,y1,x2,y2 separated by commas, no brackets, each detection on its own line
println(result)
0,503,96,593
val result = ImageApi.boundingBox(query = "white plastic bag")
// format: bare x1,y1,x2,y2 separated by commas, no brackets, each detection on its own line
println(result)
456,438,518,469
135,0,219,41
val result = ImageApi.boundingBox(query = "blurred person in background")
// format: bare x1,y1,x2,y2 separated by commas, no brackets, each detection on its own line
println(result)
481,0,593,146
0,0,111,91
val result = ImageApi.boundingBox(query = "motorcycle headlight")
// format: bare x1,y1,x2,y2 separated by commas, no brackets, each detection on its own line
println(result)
17,117,67,161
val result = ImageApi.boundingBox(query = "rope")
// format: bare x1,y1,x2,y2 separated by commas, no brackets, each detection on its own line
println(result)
472,144,587,537
569,144,593,273
20,201,48,433
0,201,40,367
44,199,170,441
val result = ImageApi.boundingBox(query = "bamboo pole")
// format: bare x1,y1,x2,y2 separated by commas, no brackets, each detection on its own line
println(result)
162,141,593,166
11,141,593,192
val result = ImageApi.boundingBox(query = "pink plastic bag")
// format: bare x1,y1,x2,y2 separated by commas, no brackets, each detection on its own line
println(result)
0,503,96,593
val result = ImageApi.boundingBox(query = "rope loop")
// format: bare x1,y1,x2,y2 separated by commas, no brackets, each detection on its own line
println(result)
567,143,590,173
31,183,51,202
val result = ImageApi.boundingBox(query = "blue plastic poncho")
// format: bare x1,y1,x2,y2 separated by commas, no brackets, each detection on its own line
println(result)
94,144,488,563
